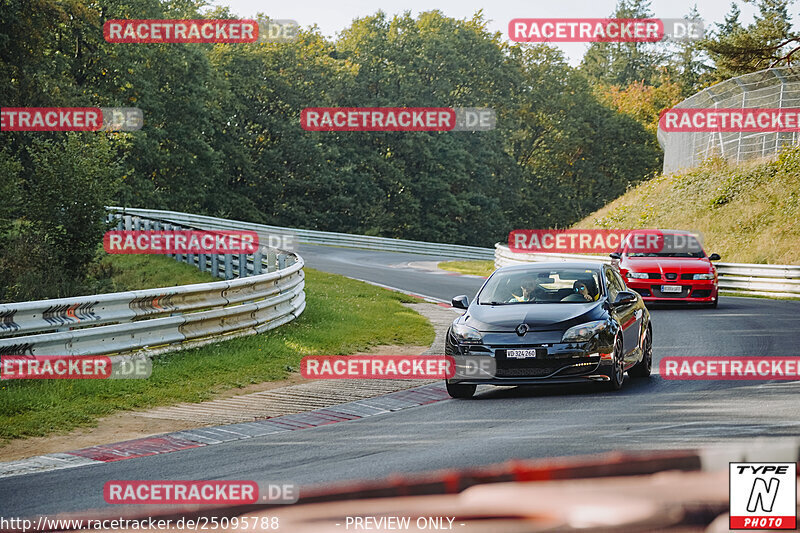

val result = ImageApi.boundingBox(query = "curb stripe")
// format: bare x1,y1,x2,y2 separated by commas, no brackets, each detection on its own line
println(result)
67,435,203,462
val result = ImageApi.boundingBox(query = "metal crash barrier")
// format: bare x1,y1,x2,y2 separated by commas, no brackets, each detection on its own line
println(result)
0,214,305,357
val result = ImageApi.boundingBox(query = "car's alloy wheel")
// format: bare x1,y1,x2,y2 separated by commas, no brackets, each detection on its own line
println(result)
608,337,625,391
446,382,476,399
629,326,652,378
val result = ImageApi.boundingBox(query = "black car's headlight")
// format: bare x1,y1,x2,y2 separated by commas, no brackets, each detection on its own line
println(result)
561,320,607,342
452,322,483,344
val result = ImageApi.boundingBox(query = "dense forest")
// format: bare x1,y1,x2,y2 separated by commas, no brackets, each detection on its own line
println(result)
0,0,796,300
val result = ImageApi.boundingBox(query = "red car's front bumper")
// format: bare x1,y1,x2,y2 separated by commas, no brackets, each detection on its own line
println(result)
624,278,718,304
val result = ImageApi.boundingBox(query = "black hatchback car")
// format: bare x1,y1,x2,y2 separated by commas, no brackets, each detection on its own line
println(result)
445,262,652,398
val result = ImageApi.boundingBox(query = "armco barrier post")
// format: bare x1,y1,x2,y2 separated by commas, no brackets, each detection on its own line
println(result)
124,215,132,231
224,254,233,280
253,248,263,275
198,253,207,272
211,253,219,278
268,250,276,273
278,253,287,270
173,225,184,264
239,253,247,277
162,223,172,258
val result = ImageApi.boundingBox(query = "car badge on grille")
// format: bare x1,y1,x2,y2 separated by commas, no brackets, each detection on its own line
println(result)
666,273,678,280
515,323,528,336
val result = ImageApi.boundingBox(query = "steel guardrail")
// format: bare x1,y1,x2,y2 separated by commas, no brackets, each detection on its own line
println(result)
107,207,496,260
494,243,800,299
0,215,305,356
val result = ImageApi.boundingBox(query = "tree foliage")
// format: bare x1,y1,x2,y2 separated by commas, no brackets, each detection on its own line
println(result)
703,0,796,80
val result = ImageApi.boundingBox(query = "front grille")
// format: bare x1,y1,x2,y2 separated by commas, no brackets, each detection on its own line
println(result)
665,273,678,280
495,362,597,378
647,273,661,279
559,364,598,376
680,273,695,280
496,367,561,377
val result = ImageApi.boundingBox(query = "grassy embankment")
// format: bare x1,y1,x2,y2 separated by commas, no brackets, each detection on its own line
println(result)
0,254,433,443
440,149,800,276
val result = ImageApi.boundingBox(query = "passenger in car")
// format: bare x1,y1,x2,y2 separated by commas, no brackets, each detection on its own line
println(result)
573,281,593,301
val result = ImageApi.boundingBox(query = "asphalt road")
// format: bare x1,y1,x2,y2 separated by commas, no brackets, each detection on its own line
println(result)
3,245,800,517
298,243,490,301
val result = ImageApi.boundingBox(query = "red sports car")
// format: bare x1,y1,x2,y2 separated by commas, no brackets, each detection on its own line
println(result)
610,230,721,307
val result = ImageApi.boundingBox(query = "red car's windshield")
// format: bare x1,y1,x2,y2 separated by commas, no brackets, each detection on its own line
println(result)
626,251,706,258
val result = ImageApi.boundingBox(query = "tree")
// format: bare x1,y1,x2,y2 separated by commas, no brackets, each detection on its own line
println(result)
580,0,666,86
669,5,711,96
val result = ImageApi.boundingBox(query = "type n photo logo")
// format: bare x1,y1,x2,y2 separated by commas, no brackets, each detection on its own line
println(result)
730,462,797,530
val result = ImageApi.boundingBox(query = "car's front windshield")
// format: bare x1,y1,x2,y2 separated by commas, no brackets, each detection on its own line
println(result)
622,233,705,258
478,268,602,304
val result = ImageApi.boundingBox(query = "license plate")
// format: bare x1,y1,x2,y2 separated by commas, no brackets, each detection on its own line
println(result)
507,349,539,359
661,285,682,293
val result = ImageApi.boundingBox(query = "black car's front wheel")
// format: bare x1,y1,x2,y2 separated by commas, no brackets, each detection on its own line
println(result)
607,336,625,391
446,382,476,399
629,325,652,378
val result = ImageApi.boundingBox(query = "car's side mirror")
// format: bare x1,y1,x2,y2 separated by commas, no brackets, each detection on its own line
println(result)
609,252,621,260
451,295,470,310
709,253,721,261
611,290,637,307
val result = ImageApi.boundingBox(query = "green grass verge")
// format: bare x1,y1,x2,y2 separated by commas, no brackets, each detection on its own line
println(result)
0,261,433,443
437,260,494,277
575,148,800,265
95,253,218,291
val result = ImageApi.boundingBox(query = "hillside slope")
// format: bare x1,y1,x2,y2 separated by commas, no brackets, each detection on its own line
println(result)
574,148,800,265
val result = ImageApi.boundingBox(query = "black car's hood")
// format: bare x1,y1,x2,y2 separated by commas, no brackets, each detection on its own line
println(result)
464,301,604,332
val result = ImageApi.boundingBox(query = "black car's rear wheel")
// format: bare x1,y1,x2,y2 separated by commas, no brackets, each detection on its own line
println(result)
607,336,625,391
629,325,652,378
446,382,476,399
